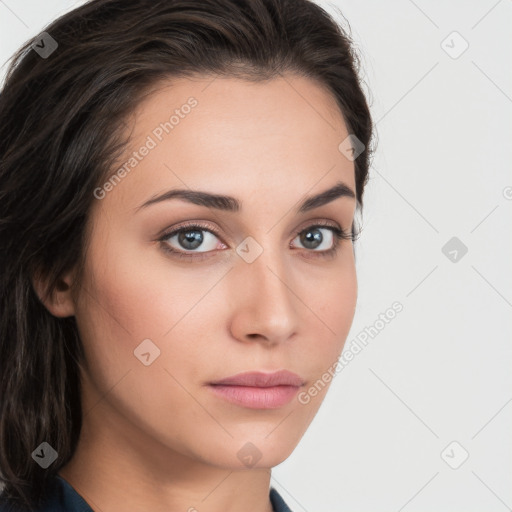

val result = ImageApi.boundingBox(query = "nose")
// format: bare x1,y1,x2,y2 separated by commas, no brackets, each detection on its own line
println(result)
228,248,300,347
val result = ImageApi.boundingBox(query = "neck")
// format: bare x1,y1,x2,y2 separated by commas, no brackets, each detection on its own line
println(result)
58,399,275,512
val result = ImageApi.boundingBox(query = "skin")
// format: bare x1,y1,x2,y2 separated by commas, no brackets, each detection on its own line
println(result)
35,74,358,512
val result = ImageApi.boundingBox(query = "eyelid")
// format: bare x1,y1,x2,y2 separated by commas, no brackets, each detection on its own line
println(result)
293,218,341,235
158,219,343,240
158,220,225,244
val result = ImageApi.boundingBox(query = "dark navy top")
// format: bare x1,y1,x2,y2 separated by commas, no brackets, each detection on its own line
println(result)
0,475,293,511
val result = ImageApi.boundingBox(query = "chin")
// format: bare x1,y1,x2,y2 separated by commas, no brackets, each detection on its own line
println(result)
198,433,301,471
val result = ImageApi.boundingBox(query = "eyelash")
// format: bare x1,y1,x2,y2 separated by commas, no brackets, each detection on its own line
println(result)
157,220,355,261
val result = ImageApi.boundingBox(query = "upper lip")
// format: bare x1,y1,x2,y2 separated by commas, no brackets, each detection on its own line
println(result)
210,370,305,388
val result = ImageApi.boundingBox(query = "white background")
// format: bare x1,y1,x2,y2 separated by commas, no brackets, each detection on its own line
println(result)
1,1,511,511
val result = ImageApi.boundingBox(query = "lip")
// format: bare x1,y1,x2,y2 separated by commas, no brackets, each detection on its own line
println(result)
208,370,305,409
210,370,305,387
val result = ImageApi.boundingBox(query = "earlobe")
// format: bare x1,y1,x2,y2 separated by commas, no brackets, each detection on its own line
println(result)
31,266,77,318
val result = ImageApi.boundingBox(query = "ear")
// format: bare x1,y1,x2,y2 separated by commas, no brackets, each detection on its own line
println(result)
31,266,77,318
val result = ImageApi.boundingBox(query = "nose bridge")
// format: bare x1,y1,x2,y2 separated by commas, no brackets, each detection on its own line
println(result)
230,235,300,343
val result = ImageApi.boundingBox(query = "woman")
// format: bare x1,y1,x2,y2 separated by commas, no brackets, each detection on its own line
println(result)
0,0,374,510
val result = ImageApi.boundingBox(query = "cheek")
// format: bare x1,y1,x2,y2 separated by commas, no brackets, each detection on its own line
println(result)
303,251,357,354
73,241,220,443
330,261,357,340
74,237,221,387
287,261,357,412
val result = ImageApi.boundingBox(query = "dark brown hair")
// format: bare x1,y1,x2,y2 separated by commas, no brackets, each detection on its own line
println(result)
0,0,374,509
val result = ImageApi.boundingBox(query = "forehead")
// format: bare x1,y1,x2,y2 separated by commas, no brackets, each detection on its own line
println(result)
103,74,355,212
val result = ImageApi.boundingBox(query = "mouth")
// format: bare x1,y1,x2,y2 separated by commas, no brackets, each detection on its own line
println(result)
207,370,305,409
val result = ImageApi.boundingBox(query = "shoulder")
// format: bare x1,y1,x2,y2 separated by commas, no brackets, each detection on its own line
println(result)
270,487,294,512
0,476,93,512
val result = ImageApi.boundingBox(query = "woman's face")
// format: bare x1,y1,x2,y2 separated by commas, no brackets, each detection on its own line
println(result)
69,74,358,470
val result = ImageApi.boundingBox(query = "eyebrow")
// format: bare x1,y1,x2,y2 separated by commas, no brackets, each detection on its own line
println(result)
135,180,356,214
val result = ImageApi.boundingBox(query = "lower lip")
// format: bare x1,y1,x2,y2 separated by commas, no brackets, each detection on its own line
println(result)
208,384,300,409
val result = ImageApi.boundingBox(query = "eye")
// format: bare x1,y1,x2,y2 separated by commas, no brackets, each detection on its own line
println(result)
159,222,225,258
292,225,336,251
157,221,354,261
290,222,353,258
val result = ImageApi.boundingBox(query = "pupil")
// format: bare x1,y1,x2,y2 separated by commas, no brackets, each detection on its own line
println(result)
301,229,322,249
179,230,203,250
